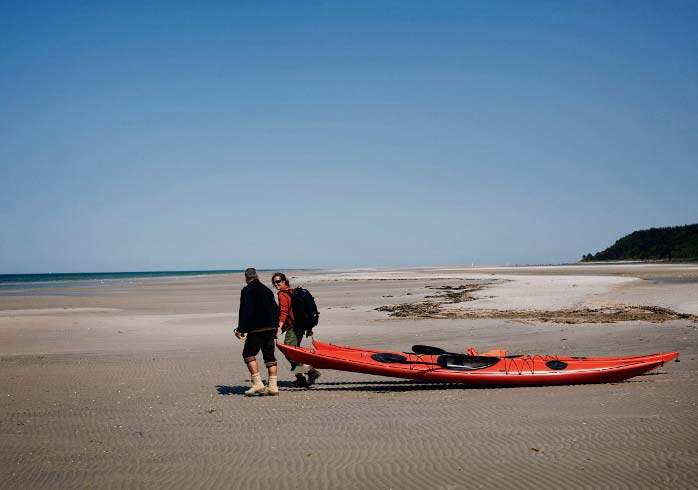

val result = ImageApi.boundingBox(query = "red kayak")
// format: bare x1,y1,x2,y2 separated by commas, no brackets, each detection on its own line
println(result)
277,341,676,386
310,340,680,365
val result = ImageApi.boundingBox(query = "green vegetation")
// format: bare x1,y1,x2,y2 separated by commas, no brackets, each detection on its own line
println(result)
581,224,698,262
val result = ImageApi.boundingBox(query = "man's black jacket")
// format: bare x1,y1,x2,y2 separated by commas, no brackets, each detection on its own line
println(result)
237,278,279,334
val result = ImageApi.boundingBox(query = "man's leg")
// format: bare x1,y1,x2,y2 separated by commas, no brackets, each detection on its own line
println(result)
283,328,303,371
263,361,279,396
260,331,279,396
242,333,266,396
283,328,309,386
243,359,265,396
245,358,259,376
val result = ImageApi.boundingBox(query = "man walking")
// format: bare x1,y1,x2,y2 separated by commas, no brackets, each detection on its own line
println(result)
234,268,280,396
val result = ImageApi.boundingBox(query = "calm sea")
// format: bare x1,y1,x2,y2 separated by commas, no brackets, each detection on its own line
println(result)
0,270,244,296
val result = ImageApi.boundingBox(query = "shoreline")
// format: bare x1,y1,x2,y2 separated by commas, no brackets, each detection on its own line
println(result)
3,261,698,285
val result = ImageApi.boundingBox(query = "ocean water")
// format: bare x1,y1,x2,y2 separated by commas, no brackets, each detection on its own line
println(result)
0,270,244,296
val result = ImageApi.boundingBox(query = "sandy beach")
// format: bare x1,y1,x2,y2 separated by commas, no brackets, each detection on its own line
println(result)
1,264,697,489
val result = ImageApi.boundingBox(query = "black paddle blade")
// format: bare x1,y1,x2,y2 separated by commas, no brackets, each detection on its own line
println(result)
412,345,448,355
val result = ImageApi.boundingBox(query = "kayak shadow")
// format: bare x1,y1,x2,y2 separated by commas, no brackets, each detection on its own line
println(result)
216,371,668,395
300,371,669,392
309,380,483,392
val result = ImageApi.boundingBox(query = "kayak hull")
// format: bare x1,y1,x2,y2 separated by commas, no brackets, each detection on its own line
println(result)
277,341,674,386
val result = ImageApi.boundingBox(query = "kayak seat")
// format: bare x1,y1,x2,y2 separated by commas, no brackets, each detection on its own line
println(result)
437,354,499,371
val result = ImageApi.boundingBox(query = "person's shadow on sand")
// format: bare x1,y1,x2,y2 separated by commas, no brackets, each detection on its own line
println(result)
215,385,249,395
216,379,313,395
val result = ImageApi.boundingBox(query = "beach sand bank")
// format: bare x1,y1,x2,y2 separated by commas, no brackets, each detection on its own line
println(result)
1,264,697,489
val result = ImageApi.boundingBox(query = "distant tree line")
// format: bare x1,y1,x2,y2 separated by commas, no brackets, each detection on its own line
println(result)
581,223,698,262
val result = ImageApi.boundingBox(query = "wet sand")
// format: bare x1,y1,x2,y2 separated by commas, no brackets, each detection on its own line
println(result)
1,264,697,489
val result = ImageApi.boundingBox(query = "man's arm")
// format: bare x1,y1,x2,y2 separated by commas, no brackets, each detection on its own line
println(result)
237,287,252,334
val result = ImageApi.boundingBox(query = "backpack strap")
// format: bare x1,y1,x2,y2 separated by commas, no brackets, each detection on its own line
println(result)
277,288,294,331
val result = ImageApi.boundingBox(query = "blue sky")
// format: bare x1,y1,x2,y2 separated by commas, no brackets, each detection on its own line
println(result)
1,1,697,273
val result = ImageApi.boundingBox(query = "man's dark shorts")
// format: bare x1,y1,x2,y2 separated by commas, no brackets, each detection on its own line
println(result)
242,329,277,366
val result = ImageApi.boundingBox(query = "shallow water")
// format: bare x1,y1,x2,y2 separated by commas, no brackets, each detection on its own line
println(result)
0,290,127,297
0,269,248,296
647,277,698,284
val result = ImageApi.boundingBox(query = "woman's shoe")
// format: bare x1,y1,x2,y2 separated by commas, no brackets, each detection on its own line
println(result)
306,369,321,387
291,373,307,388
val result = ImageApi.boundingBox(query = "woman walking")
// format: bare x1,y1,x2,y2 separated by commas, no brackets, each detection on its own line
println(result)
272,272,321,387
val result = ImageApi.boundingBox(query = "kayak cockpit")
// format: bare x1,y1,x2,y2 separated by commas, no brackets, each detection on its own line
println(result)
436,354,500,370
369,352,501,371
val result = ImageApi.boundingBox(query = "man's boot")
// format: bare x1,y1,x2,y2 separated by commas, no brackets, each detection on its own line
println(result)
264,376,279,396
244,373,265,396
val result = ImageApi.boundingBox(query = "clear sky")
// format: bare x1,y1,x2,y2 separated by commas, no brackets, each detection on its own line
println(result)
1,1,697,273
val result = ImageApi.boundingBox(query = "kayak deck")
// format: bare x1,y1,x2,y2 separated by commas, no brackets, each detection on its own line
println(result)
311,340,680,365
